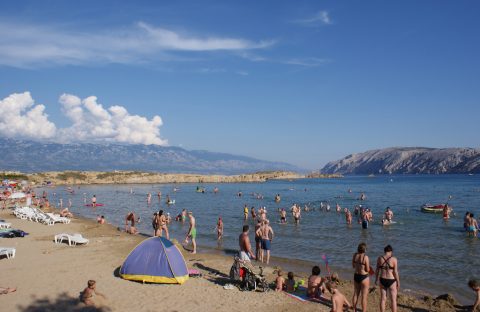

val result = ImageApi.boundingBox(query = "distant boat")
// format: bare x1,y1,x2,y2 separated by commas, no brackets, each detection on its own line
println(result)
468,173,474,176
421,204,448,213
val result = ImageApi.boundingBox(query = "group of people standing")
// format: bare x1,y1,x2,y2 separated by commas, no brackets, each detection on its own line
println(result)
352,243,400,312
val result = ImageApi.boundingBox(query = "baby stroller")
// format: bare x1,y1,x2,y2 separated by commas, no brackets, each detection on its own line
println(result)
229,254,269,292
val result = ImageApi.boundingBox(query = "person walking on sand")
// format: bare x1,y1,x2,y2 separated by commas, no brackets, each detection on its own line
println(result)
239,225,255,262
217,217,224,240
184,212,197,254
352,243,371,312
375,245,400,312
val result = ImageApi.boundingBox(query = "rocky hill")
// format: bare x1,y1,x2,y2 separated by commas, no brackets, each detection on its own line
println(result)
321,147,480,174
0,138,301,174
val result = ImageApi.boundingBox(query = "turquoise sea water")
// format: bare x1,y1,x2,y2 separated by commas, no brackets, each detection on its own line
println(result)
41,175,480,303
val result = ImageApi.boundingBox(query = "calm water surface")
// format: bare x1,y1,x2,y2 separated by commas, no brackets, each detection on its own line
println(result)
41,175,480,303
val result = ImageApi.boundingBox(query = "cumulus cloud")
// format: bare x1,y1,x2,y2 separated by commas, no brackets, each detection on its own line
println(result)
0,92,167,146
294,11,332,26
0,92,56,139
0,21,274,68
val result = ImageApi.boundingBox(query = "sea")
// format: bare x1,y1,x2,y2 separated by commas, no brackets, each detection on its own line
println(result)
40,175,480,303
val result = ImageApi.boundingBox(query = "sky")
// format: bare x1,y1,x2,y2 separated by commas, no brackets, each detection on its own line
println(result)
0,0,479,169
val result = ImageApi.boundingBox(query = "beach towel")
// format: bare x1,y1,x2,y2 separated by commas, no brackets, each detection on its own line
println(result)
283,286,329,304
0,229,29,238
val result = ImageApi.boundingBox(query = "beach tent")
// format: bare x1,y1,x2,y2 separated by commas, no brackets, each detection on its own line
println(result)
119,236,189,284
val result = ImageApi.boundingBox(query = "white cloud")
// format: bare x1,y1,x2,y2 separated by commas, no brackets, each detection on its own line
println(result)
58,94,167,145
294,11,332,26
0,21,274,68
283,57,331,67
0,92,56,139
0,92,167,146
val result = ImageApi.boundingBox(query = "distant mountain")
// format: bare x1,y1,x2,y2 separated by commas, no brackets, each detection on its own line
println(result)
0,139,300,174
321,147,480,174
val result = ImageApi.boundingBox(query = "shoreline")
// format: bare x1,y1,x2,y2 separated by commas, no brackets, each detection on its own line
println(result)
1,170,343,186
1,206,467,311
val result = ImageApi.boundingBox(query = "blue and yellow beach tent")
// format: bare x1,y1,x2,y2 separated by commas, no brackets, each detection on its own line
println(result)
119,236,189,284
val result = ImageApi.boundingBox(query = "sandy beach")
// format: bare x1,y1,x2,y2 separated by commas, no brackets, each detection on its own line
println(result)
0,205,468,312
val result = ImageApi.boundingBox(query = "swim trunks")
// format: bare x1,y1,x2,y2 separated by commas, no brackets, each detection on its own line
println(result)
261,239,271,251
240,251,250,262
190,227,197,239
362,220,368,229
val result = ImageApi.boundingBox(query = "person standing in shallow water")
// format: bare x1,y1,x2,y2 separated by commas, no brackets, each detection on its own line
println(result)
184,212,197,254
375,245,400,312
352,243,371,312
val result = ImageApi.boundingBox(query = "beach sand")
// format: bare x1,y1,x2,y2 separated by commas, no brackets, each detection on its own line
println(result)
0,208,465,312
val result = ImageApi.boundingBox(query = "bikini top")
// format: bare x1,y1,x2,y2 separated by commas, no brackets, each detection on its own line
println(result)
354,253,367,270
380,256,393,271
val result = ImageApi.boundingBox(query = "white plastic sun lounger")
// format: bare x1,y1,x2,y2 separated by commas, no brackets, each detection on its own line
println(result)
54,233,89,246
0,222,11,229
46,213,71,224
0,247,16,259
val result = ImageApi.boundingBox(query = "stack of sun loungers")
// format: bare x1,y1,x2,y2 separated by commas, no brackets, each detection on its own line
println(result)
54,233,89,246
12,207,71,225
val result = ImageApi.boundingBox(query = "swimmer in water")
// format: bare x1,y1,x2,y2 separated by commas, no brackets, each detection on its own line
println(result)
216,217,223,240
345,208,352,225
382,207,394,225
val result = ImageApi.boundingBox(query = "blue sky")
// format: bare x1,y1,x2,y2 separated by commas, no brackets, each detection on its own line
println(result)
0,0,479,169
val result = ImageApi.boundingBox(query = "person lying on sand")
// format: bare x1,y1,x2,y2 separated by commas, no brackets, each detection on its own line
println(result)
81,280,105,306
326,281,351,312
60,207,73,218
0,287,16,295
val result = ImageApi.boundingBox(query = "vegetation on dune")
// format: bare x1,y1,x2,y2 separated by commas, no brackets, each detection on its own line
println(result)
56,171,87,181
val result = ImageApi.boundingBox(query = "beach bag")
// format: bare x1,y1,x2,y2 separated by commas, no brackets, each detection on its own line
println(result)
229,259,241,280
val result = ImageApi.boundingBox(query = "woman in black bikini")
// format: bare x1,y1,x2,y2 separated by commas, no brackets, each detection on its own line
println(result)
352,243,371,312
375,245,400,312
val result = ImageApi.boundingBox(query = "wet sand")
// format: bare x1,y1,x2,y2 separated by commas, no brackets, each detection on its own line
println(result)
0,207,468,312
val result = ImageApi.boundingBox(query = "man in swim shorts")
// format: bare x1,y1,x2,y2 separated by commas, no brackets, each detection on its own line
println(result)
184,212,197,254
257,220,274,264
239,225,255,262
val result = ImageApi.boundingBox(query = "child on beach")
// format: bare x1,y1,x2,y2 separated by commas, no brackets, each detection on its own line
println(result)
285,272,296,293
307,265,323,299
468,279,480,311
326,281,351,312
81,280,105,306
275,270,285,291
